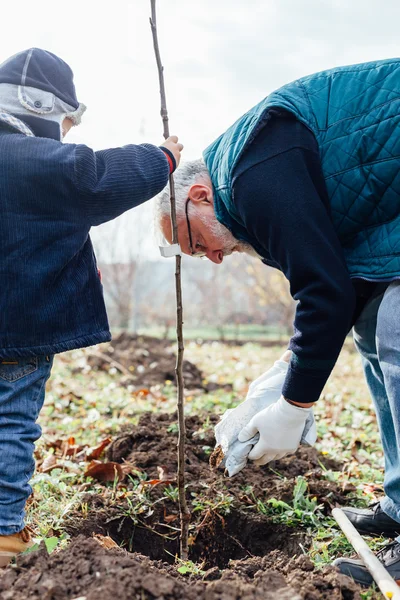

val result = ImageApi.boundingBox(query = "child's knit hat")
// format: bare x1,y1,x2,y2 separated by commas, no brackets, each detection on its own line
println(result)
0,48,86,140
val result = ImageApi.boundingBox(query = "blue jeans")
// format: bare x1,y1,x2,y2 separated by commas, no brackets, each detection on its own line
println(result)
0,355,53,534
353,280,400,524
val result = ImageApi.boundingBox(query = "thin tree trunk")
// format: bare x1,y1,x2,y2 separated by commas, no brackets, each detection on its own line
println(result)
149,0,190,561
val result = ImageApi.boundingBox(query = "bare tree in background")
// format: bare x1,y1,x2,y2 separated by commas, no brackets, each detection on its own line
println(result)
187,254,255,340
93,217,147,331
247,262,295,337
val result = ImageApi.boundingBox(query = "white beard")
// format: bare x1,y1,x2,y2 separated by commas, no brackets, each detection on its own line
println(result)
200,213,261,258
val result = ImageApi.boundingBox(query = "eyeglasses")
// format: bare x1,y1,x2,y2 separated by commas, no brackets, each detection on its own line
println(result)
185,198,207,257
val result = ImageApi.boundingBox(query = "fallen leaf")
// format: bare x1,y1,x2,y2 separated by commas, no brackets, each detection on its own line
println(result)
164,514,178,523
144,478,175,486
157,465,176,482
40,454,57,473
363,483,384,495
84,461,124,482
209,445,225,470
93,534,118,549
86,437,112,461
135,388,150,396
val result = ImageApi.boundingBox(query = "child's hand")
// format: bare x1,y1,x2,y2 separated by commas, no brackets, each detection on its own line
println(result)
160,135,184,171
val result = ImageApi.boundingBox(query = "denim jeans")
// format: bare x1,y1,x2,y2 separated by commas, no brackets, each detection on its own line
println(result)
0,355,53,534
353,280,400,524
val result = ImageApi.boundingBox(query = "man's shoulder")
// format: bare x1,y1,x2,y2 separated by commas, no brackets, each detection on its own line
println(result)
233,109,319,182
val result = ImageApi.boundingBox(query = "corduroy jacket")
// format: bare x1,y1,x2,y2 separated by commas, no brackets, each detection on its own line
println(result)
0,125,169,357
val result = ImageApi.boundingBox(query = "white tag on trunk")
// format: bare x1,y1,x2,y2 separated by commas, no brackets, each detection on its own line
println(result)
159,244,181,258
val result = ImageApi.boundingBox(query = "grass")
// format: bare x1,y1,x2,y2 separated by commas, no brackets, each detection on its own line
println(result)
28,338,385,569
136,324,288,342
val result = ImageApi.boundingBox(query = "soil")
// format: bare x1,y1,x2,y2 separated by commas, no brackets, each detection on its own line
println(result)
0,535,366,600
66,413,353,565
0,412,371,600
86,333,232,391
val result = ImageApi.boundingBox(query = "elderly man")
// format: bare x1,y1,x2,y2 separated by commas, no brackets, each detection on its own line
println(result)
0,47,183,564
157,58,400,585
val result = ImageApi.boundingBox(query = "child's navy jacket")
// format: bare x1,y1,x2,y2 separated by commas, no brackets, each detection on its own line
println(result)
0,126,169,357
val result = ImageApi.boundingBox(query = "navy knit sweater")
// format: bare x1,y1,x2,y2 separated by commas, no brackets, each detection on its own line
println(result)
233,110,376,403
0,125,169,357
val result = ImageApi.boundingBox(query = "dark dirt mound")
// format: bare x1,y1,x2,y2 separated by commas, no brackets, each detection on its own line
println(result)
65,413,355,570
0,535,369,600
104,412,353,507
86,333,229,391
0,413,370,599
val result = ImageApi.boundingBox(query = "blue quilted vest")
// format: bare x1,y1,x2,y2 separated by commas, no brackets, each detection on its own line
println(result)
203,59,400,280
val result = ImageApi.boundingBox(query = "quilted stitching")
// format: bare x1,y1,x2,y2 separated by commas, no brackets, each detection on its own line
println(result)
203,59,400,279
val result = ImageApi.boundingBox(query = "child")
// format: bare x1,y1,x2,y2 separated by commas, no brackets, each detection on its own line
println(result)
0,47,183,564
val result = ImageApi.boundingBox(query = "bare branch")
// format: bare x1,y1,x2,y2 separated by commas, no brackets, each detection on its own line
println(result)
149,0,190,560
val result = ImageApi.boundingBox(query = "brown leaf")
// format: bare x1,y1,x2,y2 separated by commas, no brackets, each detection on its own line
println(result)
65,445,85,457
93,534,118,549
363,483,384,495
157,465,176,482
40,454,57,473
84,461,124,482
145,478,175,486
134,388,150,396
209,445,225,470
86,437,112,461
164,514,178,523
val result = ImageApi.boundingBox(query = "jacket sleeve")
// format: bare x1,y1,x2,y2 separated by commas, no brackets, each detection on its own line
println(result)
72,142,170,225
234,146,356,404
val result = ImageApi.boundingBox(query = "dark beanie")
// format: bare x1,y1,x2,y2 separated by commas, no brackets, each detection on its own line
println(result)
0,48,79,109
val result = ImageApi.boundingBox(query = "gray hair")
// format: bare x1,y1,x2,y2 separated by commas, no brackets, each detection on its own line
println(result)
155,159,210,228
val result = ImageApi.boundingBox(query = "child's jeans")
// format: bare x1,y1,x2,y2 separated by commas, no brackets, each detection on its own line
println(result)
353,280,400,523
0,355,53,534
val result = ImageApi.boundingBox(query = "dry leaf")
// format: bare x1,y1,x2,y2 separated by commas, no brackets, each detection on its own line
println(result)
93,534,118,549
139,464,176,487
84,461,124,482
209,445,225,470
157,465,176,482
40,454,57,473
145,479,174,486
86,437,112,461
164,514,178,523
363,483,384,495
135,388,150,396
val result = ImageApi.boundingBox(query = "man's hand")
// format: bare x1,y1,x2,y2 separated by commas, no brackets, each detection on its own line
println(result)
238,396,311,466
160,135,184,171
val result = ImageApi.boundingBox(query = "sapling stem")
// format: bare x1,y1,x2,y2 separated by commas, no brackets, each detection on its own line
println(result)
149,0,190,560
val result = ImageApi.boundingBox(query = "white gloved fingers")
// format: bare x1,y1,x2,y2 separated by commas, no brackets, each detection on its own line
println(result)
274,451,290,460
247,440,270,461
238,421,259,443
224,438,254,475
223,435,259,477
301,413,317,445
253,454,278,466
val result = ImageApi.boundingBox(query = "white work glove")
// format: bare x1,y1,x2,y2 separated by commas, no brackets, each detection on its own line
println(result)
238,396,311,465
213,360,317,476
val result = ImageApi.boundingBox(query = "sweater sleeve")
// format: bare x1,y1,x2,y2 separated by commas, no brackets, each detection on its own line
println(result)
73,142,170,225
234,146,356,404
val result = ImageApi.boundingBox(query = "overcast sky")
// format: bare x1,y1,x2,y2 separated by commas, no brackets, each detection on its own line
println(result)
2,0,400,260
